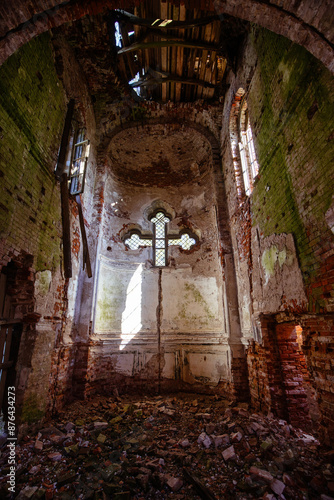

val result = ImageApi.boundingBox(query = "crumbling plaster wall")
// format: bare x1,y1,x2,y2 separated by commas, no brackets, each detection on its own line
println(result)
80,122,234,396
221,26,334,442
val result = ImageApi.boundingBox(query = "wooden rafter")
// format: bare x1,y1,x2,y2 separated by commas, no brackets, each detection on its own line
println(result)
129,73,217,89
115,10,219,30
118,39,220,55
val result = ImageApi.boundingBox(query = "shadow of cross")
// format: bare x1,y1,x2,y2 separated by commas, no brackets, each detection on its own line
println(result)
124,211,197,266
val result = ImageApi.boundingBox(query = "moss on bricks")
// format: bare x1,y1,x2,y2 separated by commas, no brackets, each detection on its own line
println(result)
0,32,66,271
249,27,334,304
21,394,45,424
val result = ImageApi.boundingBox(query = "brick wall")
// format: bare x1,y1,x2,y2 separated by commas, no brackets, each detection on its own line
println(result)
0,32,68,430
248,27,334,315
301,315,334,444
222,26,334,442
0,32,65,272
247,319,315,431
275,323,312,429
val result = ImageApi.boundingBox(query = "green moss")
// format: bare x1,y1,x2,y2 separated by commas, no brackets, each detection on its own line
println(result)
97,287,121,324
0,32,66,271
177,283,214,324
261,246,279,278
249,26,334,298
21,394,45,424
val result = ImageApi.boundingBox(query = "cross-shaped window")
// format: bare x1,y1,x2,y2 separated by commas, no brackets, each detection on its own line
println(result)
124,210,198,266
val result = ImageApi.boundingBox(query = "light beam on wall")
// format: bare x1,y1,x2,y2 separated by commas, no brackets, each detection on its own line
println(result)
120,264,143,350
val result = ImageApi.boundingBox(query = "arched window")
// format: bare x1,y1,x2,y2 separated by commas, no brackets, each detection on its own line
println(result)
230,89,259,200
238,100,259,196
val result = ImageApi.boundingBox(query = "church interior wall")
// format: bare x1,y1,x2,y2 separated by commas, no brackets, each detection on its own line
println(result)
78,124,233,396
0,5,333,449
221,25,334,442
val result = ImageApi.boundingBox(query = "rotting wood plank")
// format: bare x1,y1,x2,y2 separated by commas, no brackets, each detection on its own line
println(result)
176,3,186,101
154,1,162,100
55,99,74,179
76,195,92,278
170,4,178,101
160,1,168,101
57,100,75,280
61,174,72,279
198,21,212,99
188,8,200,101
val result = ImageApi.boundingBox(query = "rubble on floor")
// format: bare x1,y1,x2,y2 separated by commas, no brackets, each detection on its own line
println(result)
0,393,333,499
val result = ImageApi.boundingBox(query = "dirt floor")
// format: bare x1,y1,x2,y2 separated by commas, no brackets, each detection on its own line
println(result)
0,392,334,499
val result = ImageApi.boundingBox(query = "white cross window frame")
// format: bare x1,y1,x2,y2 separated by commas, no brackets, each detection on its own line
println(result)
123,209,198,267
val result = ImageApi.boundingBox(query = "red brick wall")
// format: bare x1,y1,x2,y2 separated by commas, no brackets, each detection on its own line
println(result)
301,315,334,445
275,324,312,429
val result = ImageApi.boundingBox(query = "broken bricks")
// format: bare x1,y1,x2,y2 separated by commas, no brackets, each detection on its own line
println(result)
0,392,333,499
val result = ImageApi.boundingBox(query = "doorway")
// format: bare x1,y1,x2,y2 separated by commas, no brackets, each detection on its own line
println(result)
0,263,23,439
276,323,319,430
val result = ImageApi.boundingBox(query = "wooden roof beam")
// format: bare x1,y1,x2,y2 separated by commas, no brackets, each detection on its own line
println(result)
118,40,220,55
129,74,217,89
115,10,220,30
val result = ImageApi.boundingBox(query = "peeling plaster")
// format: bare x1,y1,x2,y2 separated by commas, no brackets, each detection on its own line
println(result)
252,230,307,314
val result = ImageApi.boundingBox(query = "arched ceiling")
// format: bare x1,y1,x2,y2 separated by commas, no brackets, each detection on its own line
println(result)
107,123,213,186
0,0,333,72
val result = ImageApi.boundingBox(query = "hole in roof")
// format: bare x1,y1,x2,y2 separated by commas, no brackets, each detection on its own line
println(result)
114,22,122,48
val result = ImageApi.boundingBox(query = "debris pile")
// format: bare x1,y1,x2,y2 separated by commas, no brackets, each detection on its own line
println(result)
0,393,333,499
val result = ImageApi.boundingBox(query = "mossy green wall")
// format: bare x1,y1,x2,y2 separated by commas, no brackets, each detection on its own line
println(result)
249,28,334,312
0,32,66,271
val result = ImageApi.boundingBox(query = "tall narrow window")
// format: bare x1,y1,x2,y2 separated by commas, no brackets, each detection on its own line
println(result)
238,101,259,196
230,89,259,201
69,129,90,196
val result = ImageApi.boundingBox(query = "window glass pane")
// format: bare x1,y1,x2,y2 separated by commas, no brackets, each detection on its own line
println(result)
141,239,152,247
125,235,152,250
169,238,182,246
181,234,196,250
155,223,165,239
74,144,83,160
70,174,83,195
155,249,165,266
156,239,165,248
125,234,141,250
239,143,251,196
246,125,259,178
